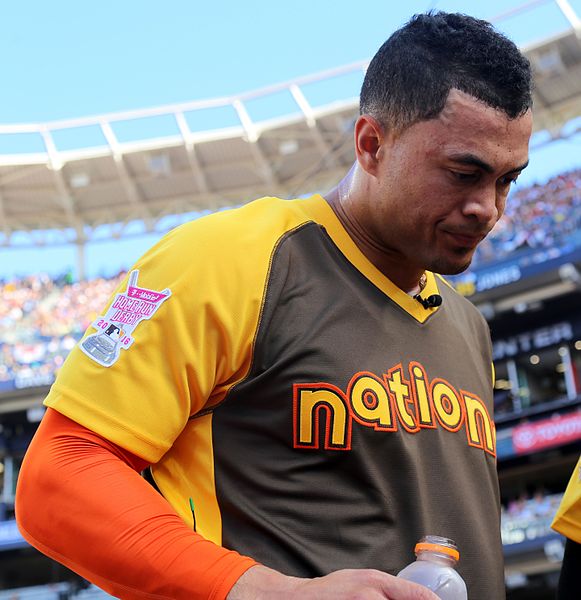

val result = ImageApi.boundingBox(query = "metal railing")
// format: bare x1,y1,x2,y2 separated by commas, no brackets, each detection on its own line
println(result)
0,0,578,168
0,61,367,169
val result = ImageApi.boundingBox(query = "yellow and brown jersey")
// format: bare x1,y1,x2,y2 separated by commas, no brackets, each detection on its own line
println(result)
45,194,504,600
552,456,581,542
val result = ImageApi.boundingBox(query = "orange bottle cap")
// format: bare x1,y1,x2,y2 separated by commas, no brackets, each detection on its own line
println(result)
414,541,460,562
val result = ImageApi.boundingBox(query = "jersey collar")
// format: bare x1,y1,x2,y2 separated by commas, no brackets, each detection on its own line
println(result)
300,194,442,324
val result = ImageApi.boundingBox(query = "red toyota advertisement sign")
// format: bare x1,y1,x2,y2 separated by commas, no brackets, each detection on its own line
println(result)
513,412,581,455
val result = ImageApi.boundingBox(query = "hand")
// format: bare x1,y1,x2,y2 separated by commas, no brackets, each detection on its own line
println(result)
227,565,440,599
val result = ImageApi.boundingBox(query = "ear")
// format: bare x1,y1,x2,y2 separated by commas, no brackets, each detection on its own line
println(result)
354,115,386,176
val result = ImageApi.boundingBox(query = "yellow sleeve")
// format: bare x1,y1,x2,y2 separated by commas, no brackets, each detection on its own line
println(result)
552,456,581,542
44,197,308,463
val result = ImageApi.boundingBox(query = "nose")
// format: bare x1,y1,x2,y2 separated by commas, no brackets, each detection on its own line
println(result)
461,185,500,226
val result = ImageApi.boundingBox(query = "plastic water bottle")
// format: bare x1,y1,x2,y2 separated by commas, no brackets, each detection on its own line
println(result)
397,535,467,600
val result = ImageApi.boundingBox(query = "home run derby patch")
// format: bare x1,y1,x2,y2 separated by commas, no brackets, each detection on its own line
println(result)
80,270,171,367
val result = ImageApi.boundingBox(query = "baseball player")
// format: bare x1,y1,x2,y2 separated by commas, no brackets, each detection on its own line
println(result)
16,12,533,600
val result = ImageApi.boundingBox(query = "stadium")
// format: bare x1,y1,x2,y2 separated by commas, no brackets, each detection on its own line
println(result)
1,1,581,598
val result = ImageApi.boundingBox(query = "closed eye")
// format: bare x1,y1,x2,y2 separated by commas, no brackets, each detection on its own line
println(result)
498,174,519,187
451,170,479,182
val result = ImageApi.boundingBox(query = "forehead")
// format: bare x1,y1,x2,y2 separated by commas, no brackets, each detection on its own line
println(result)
412,89,532,170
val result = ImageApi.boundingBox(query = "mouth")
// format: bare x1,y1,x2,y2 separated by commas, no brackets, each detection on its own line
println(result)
442,230,485,248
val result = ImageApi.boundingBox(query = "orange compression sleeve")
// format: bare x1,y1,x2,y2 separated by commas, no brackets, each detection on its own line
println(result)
15,408,257,600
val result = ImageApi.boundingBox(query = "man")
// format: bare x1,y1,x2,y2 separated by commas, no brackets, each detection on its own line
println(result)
16,12,533,600
552,455,581,599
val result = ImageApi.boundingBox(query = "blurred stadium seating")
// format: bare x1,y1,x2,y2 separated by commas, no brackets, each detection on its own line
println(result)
1,168,578,397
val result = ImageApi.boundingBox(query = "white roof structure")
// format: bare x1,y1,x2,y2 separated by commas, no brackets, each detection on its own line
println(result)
0,0,580,254
0,62,363,246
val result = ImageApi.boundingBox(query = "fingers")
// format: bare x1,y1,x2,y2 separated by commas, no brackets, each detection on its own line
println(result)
376,571,440,599
352,569,439,599
302,569,441,600
228,566,441,600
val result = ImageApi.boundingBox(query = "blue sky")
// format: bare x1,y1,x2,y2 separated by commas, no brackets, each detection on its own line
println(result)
1,0,581,280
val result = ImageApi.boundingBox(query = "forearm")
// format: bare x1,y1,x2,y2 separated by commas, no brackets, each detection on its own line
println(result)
15,409,255,600
16,410,438,600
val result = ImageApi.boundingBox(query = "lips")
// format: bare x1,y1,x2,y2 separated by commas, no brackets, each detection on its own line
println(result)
443,230,485,247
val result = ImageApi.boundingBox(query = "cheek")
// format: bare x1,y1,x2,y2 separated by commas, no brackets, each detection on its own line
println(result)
496,195,508,220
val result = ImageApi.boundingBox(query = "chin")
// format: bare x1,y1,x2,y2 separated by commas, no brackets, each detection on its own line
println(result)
449,262,472,275
428,256,473,276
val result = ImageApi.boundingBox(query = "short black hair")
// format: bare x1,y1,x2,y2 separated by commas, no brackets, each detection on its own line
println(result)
360,12,533,130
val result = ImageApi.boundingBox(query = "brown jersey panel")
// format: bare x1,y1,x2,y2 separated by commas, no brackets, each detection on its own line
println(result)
211,222,504,599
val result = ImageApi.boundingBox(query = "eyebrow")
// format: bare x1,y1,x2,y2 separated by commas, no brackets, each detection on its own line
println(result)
449,153,529,175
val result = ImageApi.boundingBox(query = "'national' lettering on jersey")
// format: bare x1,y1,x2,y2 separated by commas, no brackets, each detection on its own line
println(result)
293,360,496,455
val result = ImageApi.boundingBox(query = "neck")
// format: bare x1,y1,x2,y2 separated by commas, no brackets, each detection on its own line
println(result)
408,273,427,296
324,175,425,293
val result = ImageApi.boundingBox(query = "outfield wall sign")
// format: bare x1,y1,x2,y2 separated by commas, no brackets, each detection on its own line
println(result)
451,245,581,297
492,321,575,361
512,412,581,455
454,265,522,297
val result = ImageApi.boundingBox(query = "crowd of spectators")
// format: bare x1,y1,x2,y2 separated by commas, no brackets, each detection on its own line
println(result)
0,272,124,389
1,167,580,391
503,490,562,522
501,490,564,546
474,168,581,266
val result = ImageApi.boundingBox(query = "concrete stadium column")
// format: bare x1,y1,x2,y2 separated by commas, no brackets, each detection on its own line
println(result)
507,359,523,413
559,345,579,400
76,241,86,282
1,456,13,505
